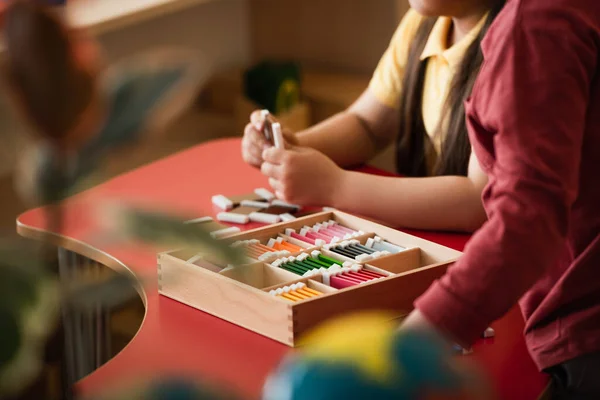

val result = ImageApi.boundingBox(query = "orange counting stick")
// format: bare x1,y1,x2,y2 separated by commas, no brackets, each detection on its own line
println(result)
273,242,298,252
245,246,264,258
250,243,276,254
277,293,298,302
300,287,322,297
272,242,287,251
281,241,303,252
283,292,305,301
290,290,311,300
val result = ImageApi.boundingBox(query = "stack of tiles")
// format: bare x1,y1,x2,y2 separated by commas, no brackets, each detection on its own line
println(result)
212,188,302,225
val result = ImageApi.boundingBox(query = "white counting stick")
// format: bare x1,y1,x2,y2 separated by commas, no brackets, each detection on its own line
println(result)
240,200,269,209
184,216,213,225
255,188,275,201
280,213,296,222
211,226,241,238
217,212,250,225
249,212,281,224
272,122,285,149
212,195,233,211
272,199,301,210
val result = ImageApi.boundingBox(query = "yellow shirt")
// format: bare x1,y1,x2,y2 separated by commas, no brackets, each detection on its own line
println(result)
369,9,488,155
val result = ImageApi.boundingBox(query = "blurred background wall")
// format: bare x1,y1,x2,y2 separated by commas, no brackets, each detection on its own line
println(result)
0,0,410,238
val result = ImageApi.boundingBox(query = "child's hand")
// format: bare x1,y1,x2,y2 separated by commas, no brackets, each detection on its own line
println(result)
261,146,344,207
241,110,296,168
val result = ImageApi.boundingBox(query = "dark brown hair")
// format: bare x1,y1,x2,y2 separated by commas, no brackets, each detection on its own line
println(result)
2,0,95,142
396,1,506,177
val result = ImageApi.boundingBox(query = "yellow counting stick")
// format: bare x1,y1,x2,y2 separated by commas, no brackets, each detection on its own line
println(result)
271,283,323,302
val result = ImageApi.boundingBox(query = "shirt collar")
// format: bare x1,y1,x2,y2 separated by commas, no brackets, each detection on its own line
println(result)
420,13,489,69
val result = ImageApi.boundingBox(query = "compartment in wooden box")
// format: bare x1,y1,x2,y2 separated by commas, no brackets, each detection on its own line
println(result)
263,279,337,303
168,249,227,273
219,262,299,289
227,211,365,247
158,253,295,345
316,264,392,290
231,233,314,263
268,250,345,278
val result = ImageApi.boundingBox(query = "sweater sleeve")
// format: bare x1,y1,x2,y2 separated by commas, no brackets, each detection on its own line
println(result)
414,2,598,346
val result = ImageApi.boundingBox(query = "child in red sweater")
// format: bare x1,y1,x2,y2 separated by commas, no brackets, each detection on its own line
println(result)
402,0,600,398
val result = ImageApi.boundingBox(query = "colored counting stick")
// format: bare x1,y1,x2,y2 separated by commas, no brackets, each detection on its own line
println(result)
269,283,322,303
324,265,387,289
366,237,405,254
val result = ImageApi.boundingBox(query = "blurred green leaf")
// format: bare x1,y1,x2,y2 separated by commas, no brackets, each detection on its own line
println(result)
0,307,21,367
120,208,246,267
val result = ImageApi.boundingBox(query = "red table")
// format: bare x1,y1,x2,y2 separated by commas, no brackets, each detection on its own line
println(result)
17,138,548,399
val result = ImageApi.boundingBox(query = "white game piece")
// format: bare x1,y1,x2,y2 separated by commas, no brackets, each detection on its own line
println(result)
315,239,326,246
350,265,362,272
217,212,250,225
272,122,285,149
280,213,296,222
297,253,309,261
356,254,372,263
184,216,213,224
267,238,278,248
211,227,241,238
272,199,301,210
255,188,275,201
322,272,331,286
240,200,269,209
249,212,281,224
212,195,233,211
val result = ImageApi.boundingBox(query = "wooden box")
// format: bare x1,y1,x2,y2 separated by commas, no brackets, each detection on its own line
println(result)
158,210,461,346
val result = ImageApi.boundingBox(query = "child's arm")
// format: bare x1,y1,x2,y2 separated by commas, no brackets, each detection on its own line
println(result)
261,147,487,233
294,89,399,167
333,150,488,232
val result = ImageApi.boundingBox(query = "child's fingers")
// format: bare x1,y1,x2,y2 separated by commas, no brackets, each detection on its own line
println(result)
244,122,268,145
262,147,289,164
250,110,267,130
268,178,284,195
261,161,284,179
243,152,263,167
242,136,265,161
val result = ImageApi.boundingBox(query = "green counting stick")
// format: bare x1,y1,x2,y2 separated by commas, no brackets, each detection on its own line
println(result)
306,255,333,269
280,262,306,275
315,253,343,266
291,260,315,272
304,258,328,270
